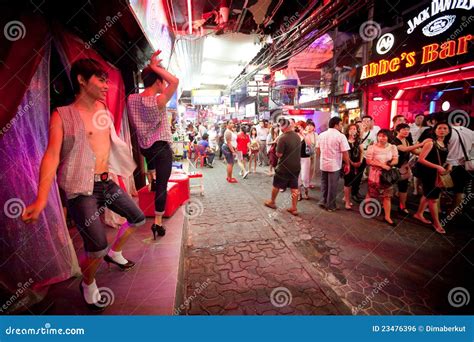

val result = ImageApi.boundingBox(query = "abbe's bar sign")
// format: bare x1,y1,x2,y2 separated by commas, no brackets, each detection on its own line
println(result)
361,34,472,80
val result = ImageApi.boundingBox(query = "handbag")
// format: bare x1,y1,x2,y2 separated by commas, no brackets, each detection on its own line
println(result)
434,144,454,188
399,162,412,180
380,167,401,186
305,142,315,156
454,128,474,172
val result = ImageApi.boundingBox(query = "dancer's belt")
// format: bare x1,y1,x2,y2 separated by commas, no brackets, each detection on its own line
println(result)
94,172,110,182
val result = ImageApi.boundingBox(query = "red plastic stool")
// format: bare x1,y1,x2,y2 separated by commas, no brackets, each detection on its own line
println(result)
138,182,184,218
138,186,156,217
168,173,190,204
164,182,181,218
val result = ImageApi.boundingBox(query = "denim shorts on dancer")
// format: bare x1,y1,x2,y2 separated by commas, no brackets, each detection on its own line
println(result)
222,144,235,164
273,172,299,190
66,180,146,258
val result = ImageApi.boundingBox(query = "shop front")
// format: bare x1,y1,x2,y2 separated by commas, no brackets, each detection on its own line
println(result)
359,0,473,129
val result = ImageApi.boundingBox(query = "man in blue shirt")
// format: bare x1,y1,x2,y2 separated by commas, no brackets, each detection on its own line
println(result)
197,133,215,167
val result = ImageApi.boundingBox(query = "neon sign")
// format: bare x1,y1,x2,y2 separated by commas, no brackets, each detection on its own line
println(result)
406,0,473,35
361,34,472,80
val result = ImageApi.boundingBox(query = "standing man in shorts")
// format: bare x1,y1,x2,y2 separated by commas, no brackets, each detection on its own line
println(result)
22,59,146,311
222,120,239,183
264,118,301,215
128,50,179,240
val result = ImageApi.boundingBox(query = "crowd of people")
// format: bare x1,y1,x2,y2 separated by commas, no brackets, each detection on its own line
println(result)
185,111,473,235
14,45,473,312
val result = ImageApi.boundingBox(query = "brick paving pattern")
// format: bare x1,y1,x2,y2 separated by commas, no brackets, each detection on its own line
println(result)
181,162,474,315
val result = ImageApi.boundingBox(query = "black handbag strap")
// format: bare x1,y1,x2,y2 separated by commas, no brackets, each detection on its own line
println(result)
435,142,442,166
360,130,371,146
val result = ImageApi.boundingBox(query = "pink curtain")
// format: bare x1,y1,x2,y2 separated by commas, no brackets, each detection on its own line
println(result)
0,15,49,133
0,40,80,313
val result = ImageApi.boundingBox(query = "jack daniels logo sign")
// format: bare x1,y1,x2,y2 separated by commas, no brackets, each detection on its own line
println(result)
358,0,473,84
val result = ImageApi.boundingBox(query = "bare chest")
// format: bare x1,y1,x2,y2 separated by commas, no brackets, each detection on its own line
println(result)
79,112,111,153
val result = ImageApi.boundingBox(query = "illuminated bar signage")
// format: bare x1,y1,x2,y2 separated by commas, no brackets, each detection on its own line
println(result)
361,34,472,80
406,0,472,36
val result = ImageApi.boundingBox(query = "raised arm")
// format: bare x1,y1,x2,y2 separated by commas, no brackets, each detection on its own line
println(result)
149,51,179,109
22,110,63,223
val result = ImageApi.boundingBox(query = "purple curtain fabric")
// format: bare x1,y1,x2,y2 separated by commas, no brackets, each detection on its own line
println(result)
0,42,80,313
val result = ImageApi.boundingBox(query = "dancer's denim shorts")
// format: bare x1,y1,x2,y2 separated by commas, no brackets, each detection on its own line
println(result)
66,180,146,258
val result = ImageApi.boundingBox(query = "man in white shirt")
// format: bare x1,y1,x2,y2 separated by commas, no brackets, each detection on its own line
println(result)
410,113,427,143
447,124,474,208
361,115,380,152
256,119,269,166
317,117,351,211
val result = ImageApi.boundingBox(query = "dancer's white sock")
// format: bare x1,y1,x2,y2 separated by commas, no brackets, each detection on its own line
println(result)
108,249,128,265
81,279,100,304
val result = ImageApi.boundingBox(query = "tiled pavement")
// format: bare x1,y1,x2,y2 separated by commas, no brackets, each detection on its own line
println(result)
181,160,474,315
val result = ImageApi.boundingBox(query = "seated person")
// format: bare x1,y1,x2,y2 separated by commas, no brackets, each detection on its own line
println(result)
197,133,215,167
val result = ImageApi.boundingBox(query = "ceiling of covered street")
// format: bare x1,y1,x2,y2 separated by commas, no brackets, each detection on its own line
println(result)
160,0,343,91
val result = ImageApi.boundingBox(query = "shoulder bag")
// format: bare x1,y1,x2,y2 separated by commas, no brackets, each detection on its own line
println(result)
435,144,454,188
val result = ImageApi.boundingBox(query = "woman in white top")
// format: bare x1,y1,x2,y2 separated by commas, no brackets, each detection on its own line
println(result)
365,129,399,226
296,121,313,200
248,127,260,173
305,121,319,188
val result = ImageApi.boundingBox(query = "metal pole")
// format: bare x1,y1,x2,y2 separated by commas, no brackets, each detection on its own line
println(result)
256,80,260,120
331,26,338,116
362,2,375,117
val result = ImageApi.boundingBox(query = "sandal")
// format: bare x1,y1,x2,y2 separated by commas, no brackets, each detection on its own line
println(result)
434,225,446,234
413,214,432,225
383,218,397,227
286,208,298,216
264,201,277,209
398,207,410,215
